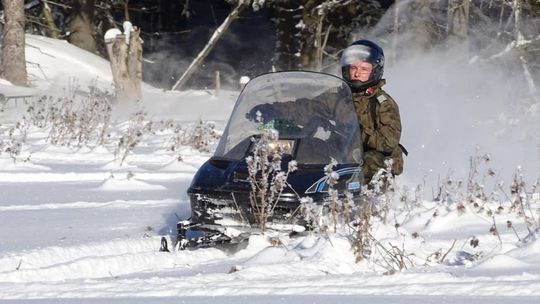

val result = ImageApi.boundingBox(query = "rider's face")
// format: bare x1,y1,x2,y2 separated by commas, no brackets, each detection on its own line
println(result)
349,61,373,82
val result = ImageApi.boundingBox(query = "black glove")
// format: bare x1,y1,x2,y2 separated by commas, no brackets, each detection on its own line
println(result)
245,104,278,121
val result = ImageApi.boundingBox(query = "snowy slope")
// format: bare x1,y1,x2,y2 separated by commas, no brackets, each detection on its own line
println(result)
25,35,113,91
0,35,540,304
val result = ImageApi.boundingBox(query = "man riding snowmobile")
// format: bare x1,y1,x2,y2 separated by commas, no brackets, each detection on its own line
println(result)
340,39,406,184
160,71,365,251
160,40,406,252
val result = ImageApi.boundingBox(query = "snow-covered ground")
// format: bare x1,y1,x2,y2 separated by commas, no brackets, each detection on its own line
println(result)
1,34,540,303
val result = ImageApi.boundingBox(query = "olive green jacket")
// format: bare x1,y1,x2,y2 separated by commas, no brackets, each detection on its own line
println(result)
352,80,404,175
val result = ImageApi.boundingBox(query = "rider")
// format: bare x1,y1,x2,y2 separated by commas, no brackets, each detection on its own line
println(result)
340,39,405,184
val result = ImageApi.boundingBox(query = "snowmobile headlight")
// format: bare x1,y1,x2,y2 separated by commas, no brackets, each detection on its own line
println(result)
267,140,295,155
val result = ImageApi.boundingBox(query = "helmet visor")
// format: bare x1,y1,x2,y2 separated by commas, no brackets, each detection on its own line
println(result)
341,44,377,66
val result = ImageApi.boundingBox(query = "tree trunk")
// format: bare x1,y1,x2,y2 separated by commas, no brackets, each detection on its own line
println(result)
124,0,130,21
271,1,303,71
105,27,143,103
42,2,60,39
446,0,470,54
513,0,523,42
298,0,360,71
69,0,97,53
171,0,249,91
1,0,27,86
313,13,332,72
401,1,441,54
391,0,399,65
299,0,319,70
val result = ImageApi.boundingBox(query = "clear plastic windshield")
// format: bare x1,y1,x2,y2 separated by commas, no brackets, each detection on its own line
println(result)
214,71,362,164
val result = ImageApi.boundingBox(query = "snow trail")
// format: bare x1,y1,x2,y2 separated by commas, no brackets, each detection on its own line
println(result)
0,237,227,282
0,199,180,211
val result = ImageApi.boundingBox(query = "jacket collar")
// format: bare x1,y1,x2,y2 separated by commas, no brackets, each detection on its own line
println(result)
352,79,386,97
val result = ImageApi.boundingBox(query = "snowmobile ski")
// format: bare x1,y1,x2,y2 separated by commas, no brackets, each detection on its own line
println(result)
160,220,250,252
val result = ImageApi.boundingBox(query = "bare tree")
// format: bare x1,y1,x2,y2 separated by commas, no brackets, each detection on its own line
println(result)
390,0,400,65
512,0,523,42
69,0,97,53
269,1,303,71
447,0,470,53
171,0,249,91
296,0,383,71
1,0,27,86
42,1,60,38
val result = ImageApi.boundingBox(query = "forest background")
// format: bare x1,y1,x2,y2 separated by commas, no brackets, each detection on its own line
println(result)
1,0,539,92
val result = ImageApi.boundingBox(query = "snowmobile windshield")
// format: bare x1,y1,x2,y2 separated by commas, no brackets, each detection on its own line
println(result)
214,71,363,165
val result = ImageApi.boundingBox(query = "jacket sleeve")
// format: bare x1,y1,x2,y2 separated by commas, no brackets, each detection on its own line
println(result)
363,95,401,154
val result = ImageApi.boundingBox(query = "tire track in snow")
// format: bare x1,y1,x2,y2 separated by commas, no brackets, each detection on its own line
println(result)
0,172,194,183
3,265,540,299
0,199,181,211
0,237,227,282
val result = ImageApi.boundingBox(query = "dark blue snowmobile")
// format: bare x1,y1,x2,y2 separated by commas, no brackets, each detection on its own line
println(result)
161,71,364,251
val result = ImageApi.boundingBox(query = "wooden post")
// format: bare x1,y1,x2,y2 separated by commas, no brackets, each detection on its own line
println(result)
215,70,221,96
105,25,142,103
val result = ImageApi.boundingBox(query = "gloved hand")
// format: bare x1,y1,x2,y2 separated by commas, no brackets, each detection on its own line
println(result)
362,126,376,150
245,104,278,122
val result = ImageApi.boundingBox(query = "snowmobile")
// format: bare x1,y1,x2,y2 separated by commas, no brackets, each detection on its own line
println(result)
160,71,364,252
